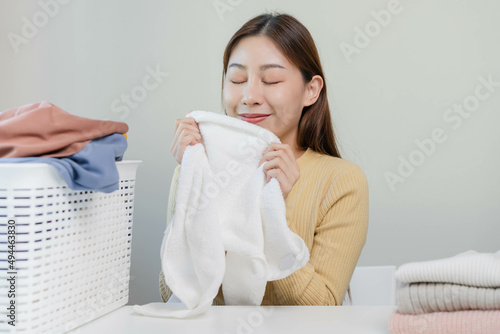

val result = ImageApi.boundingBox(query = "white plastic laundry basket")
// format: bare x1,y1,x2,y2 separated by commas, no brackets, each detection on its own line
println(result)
0,160,141,334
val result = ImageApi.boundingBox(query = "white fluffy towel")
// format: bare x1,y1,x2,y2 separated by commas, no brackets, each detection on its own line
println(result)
395,250,500,288
133,110,310,318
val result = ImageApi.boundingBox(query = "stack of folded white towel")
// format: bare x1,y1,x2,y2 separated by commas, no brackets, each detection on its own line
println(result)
389,250,500,334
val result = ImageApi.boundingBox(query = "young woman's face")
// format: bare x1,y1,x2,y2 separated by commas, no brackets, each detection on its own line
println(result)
223,36,309,144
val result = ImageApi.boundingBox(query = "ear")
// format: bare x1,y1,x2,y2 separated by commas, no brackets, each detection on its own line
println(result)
303,75,324,107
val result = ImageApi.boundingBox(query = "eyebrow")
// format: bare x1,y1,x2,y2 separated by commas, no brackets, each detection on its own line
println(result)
228,63,286,71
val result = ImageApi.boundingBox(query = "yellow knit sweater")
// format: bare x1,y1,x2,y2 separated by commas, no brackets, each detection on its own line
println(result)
159,147,369,305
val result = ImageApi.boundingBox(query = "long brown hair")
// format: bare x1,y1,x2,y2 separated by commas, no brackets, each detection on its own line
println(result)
221,12,342,159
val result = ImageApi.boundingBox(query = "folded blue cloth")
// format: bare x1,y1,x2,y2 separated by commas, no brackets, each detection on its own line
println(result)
0,133,127,193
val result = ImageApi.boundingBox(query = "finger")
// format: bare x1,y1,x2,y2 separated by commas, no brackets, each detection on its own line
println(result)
271,143,295,160
179,122,200,134
184,117,200,132
174,118,182,133
172,125,184,147
173,129,201,154
264,143,295,162
266,168,284,184
263,154,297,188
261,157,278,171
259,147,278,166
262,159,291,186
176,115,198,131
261,150,293,172
181,134,199,146
173,122,200,144
172,119,184,152
259,150,280,168
181,130,202,143
182,117,200,129
176,115,198,126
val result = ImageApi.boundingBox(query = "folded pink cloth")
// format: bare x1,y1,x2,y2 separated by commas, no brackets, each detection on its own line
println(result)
0,101,128,158
389,310,500,334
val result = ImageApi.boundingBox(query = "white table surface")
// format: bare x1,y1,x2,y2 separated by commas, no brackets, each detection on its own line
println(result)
69,305,397,334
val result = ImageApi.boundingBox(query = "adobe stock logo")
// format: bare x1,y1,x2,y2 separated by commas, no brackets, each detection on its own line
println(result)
223,307,275,334
339,0,407,64
7,0,72,54
212,0,245,21
110,64,169,120
385,74,499,192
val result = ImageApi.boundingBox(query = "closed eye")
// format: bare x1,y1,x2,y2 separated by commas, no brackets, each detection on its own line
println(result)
230,80,281,85
263,81,281,85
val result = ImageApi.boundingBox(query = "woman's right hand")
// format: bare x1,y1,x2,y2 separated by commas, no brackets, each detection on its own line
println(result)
171,111,202,165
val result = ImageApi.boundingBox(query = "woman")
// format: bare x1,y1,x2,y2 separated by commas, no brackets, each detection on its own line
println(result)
160,12,369,306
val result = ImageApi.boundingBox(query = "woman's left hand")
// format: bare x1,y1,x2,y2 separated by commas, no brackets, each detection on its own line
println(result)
258,143,300,200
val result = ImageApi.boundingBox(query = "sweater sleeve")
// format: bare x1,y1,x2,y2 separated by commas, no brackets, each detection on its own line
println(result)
159,165,181,302
271,164,369,305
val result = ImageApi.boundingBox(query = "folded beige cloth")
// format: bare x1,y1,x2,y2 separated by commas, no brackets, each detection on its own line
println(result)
0,101,128,158
397,282,500,314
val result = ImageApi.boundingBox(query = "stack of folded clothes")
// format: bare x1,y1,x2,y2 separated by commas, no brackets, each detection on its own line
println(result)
389,250,500,334
0,101,129,193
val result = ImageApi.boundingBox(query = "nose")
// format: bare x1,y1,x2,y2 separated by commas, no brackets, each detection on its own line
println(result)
241,78,263,106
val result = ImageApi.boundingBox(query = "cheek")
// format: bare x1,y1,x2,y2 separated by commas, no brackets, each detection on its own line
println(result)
267,85,303,110
222,85,238,111
265,89,286,108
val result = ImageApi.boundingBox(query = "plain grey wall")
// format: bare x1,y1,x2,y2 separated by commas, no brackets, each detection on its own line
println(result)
0,0,498,306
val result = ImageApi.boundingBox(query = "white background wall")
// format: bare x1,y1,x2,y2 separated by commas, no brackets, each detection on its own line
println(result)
1,0,498,305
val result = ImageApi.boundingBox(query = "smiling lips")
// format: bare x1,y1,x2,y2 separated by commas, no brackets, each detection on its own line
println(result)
239,113,270,124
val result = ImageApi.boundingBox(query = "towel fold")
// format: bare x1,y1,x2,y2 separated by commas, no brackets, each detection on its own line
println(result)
397,282,500,314
395,250,500,288
389,310,500,334
134,110,309,318
0,101,128,158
